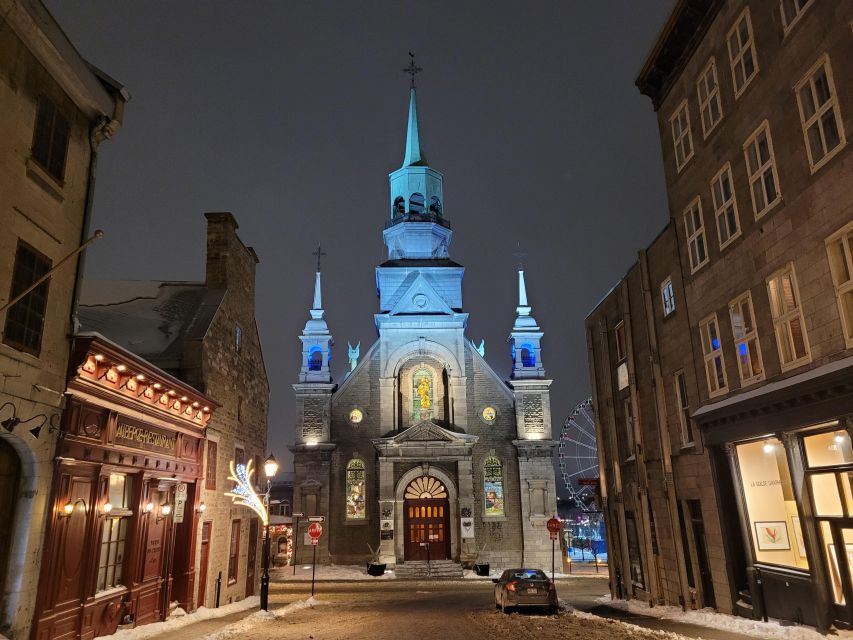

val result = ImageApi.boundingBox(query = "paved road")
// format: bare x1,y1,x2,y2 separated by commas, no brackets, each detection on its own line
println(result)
153,578,767,640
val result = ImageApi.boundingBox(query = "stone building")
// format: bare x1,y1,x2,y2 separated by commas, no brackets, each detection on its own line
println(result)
588,0,853,631
78,212,269,610
0,1,126,636
290,83,559,572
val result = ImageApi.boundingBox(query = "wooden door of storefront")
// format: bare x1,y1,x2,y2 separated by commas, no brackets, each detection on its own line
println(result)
403,498,450,561
197,522,212,608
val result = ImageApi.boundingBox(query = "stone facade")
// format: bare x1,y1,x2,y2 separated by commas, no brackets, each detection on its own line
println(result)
0,2,125,637
588,0,853,631
290,86,559,572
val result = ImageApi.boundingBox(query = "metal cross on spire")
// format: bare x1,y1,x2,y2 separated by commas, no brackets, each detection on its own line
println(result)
402,52,423,89
312,243,327,273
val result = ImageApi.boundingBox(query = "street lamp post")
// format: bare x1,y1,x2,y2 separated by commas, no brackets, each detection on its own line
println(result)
261,454,279,611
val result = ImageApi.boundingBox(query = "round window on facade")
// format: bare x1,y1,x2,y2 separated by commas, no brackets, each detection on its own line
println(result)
348,408,364,426
480,406,497,425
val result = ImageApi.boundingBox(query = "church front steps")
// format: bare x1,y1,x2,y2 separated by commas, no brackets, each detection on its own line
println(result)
393,559,464,579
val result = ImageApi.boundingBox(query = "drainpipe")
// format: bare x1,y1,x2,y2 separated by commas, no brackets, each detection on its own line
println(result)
70,115,113,334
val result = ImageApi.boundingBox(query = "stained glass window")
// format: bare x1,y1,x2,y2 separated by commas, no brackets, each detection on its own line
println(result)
412,369,433,419
484,457,504,517
345,458,366,520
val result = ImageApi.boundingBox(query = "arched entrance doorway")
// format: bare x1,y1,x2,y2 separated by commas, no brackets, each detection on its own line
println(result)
403,476,450,561
0,438,21,617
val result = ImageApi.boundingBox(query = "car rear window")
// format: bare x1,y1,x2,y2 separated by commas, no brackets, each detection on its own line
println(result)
510,570,547,580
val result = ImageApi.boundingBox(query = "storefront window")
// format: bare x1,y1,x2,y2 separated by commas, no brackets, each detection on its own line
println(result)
736,438,808,569
97,474,133,592
804,429,853,468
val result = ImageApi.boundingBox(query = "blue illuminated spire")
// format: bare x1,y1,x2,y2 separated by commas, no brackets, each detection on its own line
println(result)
402,88,427,167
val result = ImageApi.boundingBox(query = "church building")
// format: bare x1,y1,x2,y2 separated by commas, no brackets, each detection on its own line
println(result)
290,78,558,571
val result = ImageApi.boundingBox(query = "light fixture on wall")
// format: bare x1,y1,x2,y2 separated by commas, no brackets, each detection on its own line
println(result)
1,402,50,439
834,432,846,444
60,498,87,517
157,503,172,522
198,502,207,513
763,440,776,454
100,501,113,516
144,502,154,514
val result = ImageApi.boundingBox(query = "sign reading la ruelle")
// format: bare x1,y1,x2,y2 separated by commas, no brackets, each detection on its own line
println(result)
115,417,177,454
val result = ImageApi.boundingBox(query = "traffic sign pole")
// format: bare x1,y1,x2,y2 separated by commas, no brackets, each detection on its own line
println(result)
311,544,317,597
306,521,323,598
546,516,561,582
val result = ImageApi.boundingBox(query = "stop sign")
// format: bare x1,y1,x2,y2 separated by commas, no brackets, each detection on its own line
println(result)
307,522,323,539
546,516,561,534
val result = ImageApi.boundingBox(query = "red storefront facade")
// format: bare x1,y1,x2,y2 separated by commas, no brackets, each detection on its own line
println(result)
32,335,217,640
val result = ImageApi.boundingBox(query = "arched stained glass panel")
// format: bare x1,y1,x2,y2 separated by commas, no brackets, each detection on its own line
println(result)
345,459,366,520
484,456,505,517
412,369,433,420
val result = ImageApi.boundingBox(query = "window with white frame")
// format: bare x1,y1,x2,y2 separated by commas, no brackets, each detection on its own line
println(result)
710,163,741,249
825,221,853,348
670,100,694,172
729,291,764,386
727,8,758,98
766,264,811,370
699,314,728,397
780,0,814,33
684,198,709,273
696,58,723,137
796,55,846,172
661,277,675,317
743,121,781,218
674,371,694,445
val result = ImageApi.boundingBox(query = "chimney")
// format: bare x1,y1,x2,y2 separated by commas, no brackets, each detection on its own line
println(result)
204,212,259,298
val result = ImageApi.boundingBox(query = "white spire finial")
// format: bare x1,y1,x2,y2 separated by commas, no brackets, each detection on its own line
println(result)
518,269,528,307
312,271,322,311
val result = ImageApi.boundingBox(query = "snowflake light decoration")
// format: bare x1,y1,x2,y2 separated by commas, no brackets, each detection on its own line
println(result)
224,458,268,525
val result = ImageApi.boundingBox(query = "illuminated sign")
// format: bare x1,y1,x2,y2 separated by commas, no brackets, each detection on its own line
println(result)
115,417,176,454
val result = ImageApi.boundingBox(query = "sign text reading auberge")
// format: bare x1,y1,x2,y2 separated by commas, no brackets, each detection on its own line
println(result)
115,418,176,453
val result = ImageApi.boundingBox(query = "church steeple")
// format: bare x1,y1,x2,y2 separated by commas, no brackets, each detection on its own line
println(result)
509,268,546,379
384,59,451,261
298,247,333,383
402,88,427,167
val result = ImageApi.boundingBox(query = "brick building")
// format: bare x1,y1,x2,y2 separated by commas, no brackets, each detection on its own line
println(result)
588,0,853,631
78,212,269,610
0,1,126,637
290,84,560,574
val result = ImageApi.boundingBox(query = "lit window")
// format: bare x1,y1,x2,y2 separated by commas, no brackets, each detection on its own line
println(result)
825,221,853,348
669,100,694,172
31,95,70,181
743,122,782,218
97,474,132,592
674,371,693,445
308,346,323,371
345,459,366,520
696,58,723,137
796,55,846,173
484,457,505,517
728,8,758,98
710,163,741,249
729,291,764,386
766,264,811,370
3,241,51,356
780,0,814,33
683,197,709,273
699,314,728,397
661,277,675,317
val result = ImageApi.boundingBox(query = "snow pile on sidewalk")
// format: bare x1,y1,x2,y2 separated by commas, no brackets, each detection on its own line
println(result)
110,597,260,640
201,597,331,640
595,594,853,640
272,564,396,581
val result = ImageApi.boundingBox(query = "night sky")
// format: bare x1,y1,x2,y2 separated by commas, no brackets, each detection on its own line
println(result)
46,1,675,483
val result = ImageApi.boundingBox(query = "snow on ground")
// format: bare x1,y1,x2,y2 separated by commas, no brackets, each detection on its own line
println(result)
566,606,696,640
109,597,260,640
595,594,853,640
271,564,397,581
200,597,331,640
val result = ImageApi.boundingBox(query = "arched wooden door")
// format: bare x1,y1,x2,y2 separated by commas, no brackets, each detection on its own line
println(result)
403,476,450,561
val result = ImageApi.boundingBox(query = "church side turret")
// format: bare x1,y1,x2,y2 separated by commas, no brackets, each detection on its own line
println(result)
298,269,333,384
507,267,559,569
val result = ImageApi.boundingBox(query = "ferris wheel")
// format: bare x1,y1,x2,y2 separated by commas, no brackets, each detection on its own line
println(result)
557,398,599,511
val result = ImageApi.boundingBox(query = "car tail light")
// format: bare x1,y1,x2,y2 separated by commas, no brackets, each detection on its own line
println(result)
506,580,519,592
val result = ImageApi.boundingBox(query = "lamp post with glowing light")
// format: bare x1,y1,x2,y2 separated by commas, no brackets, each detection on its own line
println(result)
260,454,279,611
